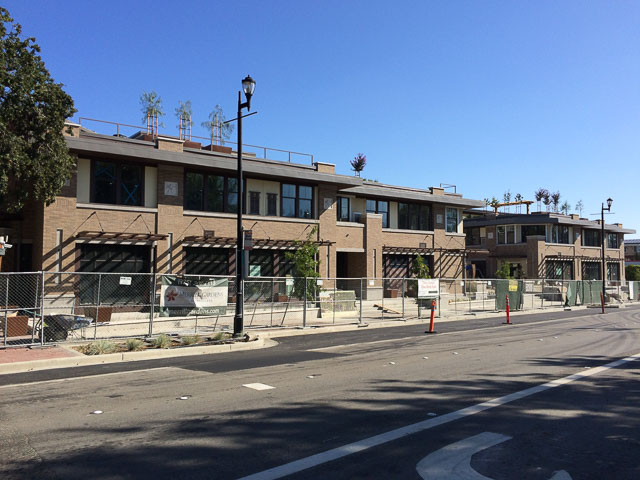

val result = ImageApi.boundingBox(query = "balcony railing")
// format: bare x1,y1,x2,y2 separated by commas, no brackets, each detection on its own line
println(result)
76,117,314,165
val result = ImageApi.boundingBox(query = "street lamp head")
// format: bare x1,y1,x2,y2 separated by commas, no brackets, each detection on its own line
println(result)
242,75,256,103
607,198,613,209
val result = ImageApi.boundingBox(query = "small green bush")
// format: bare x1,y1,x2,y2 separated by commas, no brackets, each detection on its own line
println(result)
153,334,172,349
87,340,117,356
125,338,144,351
211,332,229,341
181,335,201,346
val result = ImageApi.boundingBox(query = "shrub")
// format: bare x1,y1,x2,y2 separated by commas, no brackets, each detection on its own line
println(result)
87,340,117,356
125,338,144,351
626,265,640,281
211,332,230,341
181,335,201,346
153,334,172,349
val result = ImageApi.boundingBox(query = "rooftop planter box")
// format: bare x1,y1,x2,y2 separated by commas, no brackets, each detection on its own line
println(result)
203,144,233,154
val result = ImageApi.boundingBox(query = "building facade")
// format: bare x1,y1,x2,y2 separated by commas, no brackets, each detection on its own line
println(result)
463,212,634,281
0,121,484,297
625,239,640,267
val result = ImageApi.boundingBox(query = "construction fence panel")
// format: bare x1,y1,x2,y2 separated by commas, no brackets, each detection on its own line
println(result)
0,272,43,347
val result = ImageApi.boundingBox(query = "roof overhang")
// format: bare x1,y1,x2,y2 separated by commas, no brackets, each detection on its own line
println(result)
340,184,485,208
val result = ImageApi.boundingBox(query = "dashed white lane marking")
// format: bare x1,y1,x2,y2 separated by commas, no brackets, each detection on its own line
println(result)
243,383,275,391
0,366,175,390
416,431,572,480
238,352,640,480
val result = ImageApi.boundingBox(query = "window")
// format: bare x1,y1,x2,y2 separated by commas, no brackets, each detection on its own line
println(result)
497,225,516,245
582,262,601,280
582,230,601,247
337,196,351,222
92,160,143,206
549,225,570,244
185,248,229,275
521,225,546,243
248,251,274,277
267,193,278,216
398,203,432,231
445,208,459,233
607,233,619,249
184,172,237,213
281,184,314,219
466,227,481,246
607,262,620,281
249,191,260,215
546,260,574,280
365,200,389,227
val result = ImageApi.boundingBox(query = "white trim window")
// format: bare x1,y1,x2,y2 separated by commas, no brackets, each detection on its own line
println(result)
445,207,459,233
497,225,516,244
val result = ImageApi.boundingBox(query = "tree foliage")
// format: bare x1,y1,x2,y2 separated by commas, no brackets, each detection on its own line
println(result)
0,7,76,211
286,226,320,300
495,262,512,279
201,105,234,144
626,265,640,282
411,254,431,279
350,153,366,176
139,90,164,125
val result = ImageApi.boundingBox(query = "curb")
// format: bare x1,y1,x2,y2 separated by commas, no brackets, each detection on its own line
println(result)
0,337,275,375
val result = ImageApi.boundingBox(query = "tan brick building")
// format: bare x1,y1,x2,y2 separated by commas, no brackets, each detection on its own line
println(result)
0,121,484,296
464,212,635,281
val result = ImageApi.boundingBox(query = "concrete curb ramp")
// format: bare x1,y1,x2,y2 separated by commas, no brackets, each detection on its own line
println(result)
0,337,275,375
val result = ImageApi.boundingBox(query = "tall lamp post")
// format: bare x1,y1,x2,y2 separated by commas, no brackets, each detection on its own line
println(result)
601,197,613,308
234,75,256,338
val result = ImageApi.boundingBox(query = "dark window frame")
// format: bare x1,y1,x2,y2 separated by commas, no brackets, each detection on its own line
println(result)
184,170,238,213
267,193,278,216
607,233,619,249
337,196,351,222
249,191,260,215
365,199,389,228
90,159,145,206
582,229,601,247
280,183,315,219
398,202,432,231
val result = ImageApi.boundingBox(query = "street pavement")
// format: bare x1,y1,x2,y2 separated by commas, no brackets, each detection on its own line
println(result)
1,306,639,479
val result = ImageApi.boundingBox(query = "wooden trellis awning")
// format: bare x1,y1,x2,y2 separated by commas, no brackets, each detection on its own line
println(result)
544,254,621,262
384,246,490,256
183,235,333,249
76,231,168,242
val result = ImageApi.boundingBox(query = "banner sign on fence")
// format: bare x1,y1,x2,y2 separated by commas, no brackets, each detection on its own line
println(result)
119,276,132,285
508,279,518,292
418,279,439,298
160,276,228,317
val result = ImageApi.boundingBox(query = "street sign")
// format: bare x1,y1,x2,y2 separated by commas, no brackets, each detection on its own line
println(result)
244,230,253,250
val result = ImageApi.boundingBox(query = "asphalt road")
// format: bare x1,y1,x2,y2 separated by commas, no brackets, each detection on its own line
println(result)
1,306,639,480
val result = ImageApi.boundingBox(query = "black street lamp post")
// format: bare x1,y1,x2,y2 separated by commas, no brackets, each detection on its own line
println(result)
233,75,256,338
601,197,613,309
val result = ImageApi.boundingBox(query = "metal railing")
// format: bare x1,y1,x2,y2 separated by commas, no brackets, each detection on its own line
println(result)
76,117,314,165
1,272,638,348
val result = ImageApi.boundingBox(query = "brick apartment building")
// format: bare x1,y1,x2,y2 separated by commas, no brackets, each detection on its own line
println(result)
0,120,484,296
625,238,640,266
463,211,635,281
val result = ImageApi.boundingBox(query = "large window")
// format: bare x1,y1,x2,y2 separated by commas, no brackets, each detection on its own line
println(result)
184,172,237,213
249,191,260,215
582,229,601,247
582,262,601,280
607,262,620,281
185,248,229,275
337,196,351,222
92,160,143,206
366,199,389,228
549,225,570,244
466,227,481,246
546,260,574,280
497,225,516,245
607,233,619,249
398,203,432,231
521,225,546,242
267,193,278,216
281,184,313,219
445,208,459,233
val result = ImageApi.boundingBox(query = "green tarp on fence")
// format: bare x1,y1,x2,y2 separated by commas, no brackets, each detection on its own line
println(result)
577,280,602,305
496,279,523,310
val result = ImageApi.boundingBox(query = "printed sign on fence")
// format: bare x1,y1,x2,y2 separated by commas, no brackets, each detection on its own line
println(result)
160,276,228,316
418,279,439,298
508,280,518,292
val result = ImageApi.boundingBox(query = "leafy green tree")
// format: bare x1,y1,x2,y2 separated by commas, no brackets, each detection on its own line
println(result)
201,105,234,145
495,262,512,279
286,226,320,300
0,7,76,212
411,254,431,279
626,265,640,281
139,90,164,126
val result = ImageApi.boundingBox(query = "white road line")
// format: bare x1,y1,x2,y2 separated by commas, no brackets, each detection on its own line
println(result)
238,352,640,480
243,383,275,391
0,366,175,390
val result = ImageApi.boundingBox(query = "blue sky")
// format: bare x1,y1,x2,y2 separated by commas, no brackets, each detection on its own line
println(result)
5,1,639,235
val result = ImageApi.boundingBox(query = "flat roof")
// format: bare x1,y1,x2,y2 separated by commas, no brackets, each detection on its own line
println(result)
340,182,485,208
464,212,635,234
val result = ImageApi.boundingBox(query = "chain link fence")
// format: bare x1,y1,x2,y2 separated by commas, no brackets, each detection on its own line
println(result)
1,272,639,347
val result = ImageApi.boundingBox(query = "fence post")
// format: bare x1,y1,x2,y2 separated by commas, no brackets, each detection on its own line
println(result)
333,280,336,324
303,277,307,328
40,271,45,345
359,278,363,324
381,279,385,321
401,278,405,319
148,272,157,337
270,277,275,327
541,278,545,309
3,276,8,346
94,274,101,340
